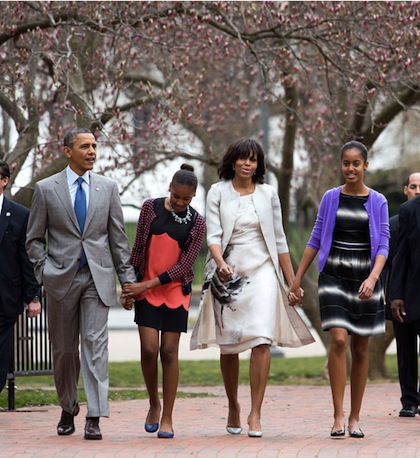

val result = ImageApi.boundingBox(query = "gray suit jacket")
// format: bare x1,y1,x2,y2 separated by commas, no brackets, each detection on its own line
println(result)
26,169,136,304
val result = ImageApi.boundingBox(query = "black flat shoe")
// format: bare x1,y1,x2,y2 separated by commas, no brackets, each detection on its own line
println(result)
330,426,345,438
348,426,364,438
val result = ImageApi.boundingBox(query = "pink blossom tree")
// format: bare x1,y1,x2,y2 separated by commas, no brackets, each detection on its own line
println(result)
0,1,418,376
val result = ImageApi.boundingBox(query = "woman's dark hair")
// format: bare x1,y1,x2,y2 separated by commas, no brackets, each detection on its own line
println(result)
340,140,368,162
171,163,198,190
218,138,265,183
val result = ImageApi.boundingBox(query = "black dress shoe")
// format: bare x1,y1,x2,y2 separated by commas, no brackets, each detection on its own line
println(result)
84,417,102,440
57,404,80,436
399,406,419,417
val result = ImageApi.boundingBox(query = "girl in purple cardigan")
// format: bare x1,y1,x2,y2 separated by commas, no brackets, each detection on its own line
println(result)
289,141,389,439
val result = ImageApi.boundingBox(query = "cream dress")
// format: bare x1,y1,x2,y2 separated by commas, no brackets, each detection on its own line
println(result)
191,192,314,354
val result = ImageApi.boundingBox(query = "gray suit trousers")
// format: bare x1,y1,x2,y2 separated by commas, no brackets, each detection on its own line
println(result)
47,265,110,417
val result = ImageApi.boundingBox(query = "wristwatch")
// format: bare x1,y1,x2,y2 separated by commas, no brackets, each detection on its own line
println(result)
32,296,40,303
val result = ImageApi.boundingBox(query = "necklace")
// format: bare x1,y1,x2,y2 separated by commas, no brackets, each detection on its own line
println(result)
168,200,192,224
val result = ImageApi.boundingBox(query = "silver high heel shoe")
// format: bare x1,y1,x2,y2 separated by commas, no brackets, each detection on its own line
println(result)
226,426,242,435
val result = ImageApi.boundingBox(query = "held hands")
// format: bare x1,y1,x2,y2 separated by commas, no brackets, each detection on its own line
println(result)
288,283,304,307
119,281,147,311
123,281,149,297
120,292,135,310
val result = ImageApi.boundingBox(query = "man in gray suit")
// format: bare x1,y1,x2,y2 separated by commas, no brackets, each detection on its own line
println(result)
26,127,136,440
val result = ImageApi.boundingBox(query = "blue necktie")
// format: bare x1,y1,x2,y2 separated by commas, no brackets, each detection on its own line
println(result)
74,177,87,268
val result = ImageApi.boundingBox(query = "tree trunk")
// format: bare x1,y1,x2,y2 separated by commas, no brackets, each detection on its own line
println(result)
12,155,68,208
278,82,298,231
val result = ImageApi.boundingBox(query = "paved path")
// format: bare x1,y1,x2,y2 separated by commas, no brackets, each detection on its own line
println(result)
1,383,418,457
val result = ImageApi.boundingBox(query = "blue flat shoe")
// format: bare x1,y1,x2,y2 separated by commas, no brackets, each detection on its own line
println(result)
157,430,174,439
144,422,159,433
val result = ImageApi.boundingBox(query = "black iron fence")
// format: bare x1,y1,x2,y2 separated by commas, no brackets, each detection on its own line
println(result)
6,294,53,411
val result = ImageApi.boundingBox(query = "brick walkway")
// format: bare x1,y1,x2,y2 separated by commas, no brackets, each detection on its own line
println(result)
0,383,417,457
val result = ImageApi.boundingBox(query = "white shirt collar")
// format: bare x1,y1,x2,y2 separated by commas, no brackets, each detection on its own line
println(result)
66,166,90,186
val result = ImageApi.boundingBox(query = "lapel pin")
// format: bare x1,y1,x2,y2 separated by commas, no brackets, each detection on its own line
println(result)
6,212,11,217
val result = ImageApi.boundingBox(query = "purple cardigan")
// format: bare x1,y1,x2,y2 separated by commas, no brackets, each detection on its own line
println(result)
307,186,390,272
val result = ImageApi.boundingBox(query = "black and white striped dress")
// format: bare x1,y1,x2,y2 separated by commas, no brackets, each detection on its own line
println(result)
318,193,385,336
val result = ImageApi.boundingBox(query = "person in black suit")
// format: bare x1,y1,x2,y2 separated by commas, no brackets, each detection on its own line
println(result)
0,160,41,393
390,173,420,417
385,173,420,417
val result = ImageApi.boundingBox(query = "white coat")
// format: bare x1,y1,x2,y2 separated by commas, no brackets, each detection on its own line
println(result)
190,180,315,351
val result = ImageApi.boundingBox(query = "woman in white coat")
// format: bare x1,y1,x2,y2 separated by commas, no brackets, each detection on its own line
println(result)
191,138,314,437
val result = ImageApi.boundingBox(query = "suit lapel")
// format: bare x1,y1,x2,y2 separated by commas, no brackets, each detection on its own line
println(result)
0,198,12,245
84,173,102,230
54,170,104,232
54,170,79,229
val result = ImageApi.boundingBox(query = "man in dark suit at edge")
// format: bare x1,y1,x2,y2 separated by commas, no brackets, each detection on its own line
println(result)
389,172,420,417
0,160,41,394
